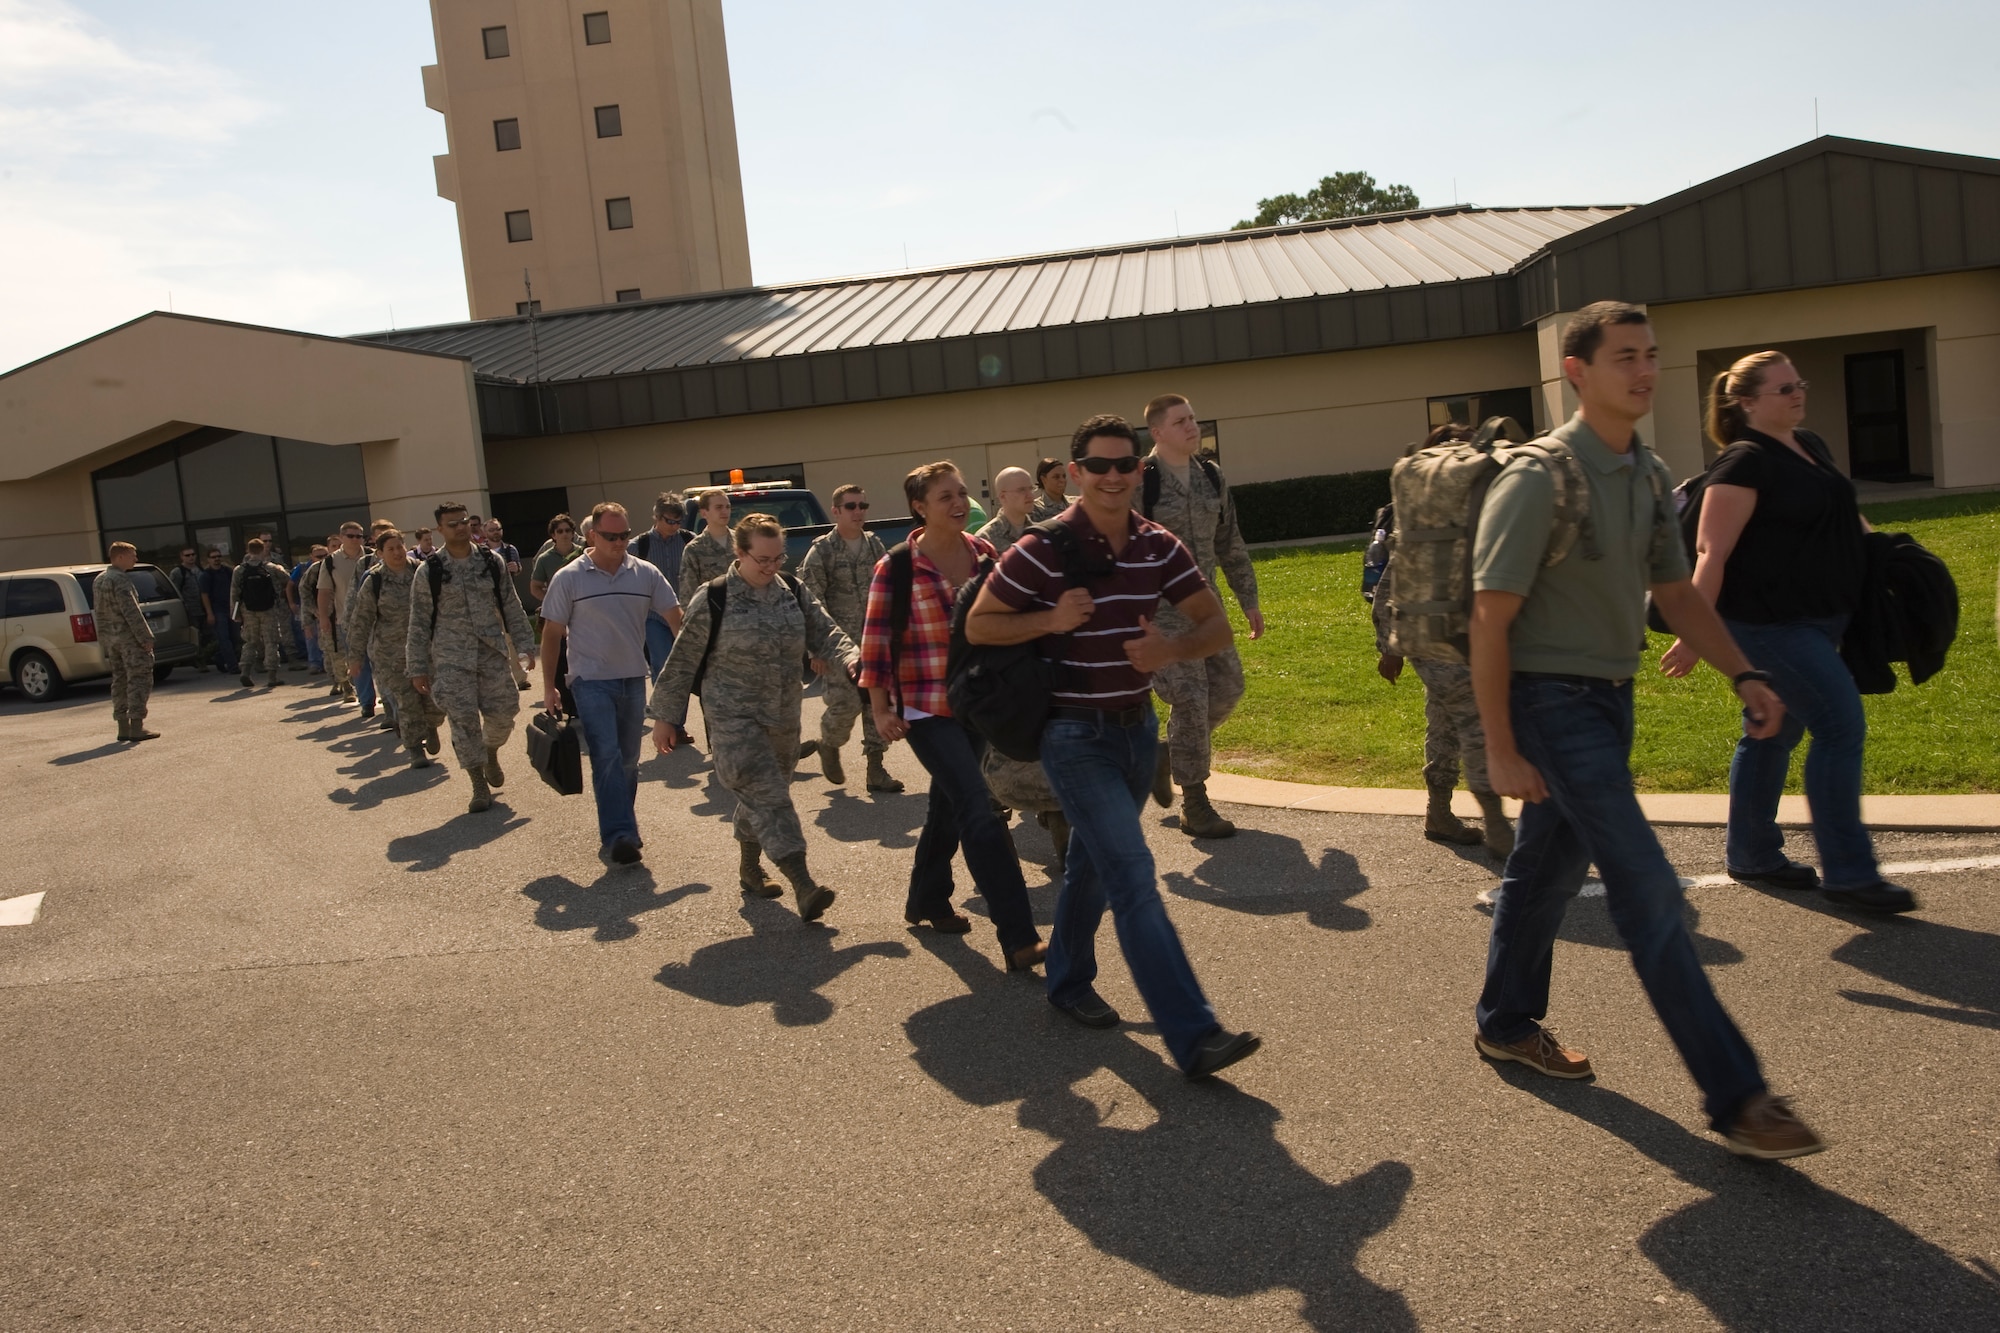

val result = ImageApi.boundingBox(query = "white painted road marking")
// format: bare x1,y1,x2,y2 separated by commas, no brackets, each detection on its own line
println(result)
1477,853,2000,906
0,892,46,927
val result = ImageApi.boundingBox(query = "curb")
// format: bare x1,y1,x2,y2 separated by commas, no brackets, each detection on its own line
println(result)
1205,773,2000,833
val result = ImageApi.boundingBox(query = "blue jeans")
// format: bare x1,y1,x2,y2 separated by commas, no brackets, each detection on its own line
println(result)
573,676,647,848
354,654,376,711
1039,705,1218,1071
904,717,1040,955
293,613,321,668
1477,677,1766,1130
209,617,238,672
1724,616,1879,890
644,615,675,679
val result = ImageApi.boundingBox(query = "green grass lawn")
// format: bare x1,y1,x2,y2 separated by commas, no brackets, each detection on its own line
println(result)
1216,491,2000,793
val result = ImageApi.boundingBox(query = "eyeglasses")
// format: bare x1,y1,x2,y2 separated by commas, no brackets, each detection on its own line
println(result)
1760,380,1810,396
553,525,575,534
840,501,871,511
742,552,785,569
1077,455,1141,475
596,529,631,542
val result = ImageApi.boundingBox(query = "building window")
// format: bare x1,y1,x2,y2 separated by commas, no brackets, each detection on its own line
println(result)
516,300,542,316
506,210,533,242
615,289,641,302
1426,386,1536,435
482,25,509,59
605,197,633,230
594,104,622,138
583,11,612,44
493,118,521,151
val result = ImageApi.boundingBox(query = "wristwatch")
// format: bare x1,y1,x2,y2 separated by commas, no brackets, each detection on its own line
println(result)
1731,669,1773,692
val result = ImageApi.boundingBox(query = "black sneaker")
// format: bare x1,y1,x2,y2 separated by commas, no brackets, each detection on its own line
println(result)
1185,1029,1262,1080
609,838,643,865
1823,881,1918,914
1729,860,1821,891
1051,991,1121,1030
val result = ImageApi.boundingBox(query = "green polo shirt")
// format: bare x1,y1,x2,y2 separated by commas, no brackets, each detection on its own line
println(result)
1472,412,1687,680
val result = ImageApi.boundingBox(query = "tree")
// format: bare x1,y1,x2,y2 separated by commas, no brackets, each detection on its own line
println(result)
1232,171,1421,230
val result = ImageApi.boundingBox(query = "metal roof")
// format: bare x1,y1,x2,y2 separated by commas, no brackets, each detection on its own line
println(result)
360,206,1624,385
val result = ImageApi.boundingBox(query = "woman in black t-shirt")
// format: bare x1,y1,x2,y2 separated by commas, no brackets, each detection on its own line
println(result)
1658,351,1913,913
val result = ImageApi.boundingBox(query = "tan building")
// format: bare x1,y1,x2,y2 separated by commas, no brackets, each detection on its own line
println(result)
4,137,1996,599
423,0,752,319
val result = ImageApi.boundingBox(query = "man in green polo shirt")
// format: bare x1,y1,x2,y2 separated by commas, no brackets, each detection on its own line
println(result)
1467,300,1824,1161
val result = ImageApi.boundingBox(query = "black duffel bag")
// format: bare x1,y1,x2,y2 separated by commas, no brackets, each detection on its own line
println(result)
526,709,584,795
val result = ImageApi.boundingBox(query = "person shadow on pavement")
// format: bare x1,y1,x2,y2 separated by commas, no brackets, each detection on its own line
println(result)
385,807,530,871
655,895,909,1026
812,788,930,851
1162,831,1374,932
1503,1070,2000,1330
1808,898,1999,1030
328,763,450,812
1473,891,1744,967
49,741,130,766
522,871,709,943
904,935,1416,1331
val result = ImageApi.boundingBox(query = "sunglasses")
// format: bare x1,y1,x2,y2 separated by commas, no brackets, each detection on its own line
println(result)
1077,455,1141,475
1759,380,1810,396
840,501,871,511
597,530,632,542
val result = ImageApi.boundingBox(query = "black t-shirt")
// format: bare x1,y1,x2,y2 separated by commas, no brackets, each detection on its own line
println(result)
1706,428,1864,624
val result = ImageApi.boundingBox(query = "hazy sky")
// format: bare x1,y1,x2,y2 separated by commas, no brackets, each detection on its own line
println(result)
3,0,1994,372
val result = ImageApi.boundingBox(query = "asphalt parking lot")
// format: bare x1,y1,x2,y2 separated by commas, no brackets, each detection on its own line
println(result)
3,668,1996,1330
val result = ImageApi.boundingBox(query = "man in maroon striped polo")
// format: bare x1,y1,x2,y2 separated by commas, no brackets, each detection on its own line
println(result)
965,414,1261,1081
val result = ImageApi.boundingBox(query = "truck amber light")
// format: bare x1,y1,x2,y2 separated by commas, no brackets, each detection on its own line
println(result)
71,613,98,643
730,468,744,484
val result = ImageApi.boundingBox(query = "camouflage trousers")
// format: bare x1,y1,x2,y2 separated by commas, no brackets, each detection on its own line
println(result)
819,667,885,756
1411,657,1490,794
428,649,521,773
105,639,153,723
709,713,808,862
239,609,288,678
1151,641,1245,786
376,661,446,754
325,624,353,690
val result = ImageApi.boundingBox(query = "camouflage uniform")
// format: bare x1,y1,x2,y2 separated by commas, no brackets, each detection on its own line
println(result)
406,548,535,775
646,567,857,862
677,529,733,604
1029,492,1070,523
347,561,447,755
93,564,154,729
1410,658,1490,794
797,527,888,757
1146,455,1259,786
230,558,291,682
974,511,1031,555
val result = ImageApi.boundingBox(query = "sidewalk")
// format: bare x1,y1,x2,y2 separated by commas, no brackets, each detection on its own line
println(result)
1206,772,2000,832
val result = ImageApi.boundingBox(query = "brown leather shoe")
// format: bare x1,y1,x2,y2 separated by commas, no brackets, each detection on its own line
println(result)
1006,941,1048,972
1474,1026,1594,1080
1722,1092,1826,1160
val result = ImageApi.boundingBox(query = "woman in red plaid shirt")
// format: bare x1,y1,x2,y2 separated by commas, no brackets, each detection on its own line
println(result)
859,461,1046,973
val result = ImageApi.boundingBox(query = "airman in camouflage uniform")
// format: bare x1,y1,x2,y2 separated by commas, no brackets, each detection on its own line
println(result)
677,491,735,603
797,486,900,792
648,517,857,922
347,532,447,769
95,543,157,742
230,541,292,688
407,506,538,812
1141,395,1261,838
975,465,1038,555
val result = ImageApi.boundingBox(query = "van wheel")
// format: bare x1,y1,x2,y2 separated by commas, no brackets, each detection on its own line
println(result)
153,664,174,683
13,649,66,703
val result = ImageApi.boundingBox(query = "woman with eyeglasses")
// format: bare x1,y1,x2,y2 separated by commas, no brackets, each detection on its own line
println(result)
858,461,1046,972
1659,351,1912,913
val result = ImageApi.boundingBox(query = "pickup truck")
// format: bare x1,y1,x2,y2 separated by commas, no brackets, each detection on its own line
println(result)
690,482,986,571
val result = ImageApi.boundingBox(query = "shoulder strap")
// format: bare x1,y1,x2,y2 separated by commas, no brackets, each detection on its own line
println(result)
367,567,384,599
425,553,444,633
690,575,729,697
1141,456,1160,519
484,548,508,617
1197,455,1222,492
885,542,916,715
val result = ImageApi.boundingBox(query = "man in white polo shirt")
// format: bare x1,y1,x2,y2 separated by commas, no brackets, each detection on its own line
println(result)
539,502,684,864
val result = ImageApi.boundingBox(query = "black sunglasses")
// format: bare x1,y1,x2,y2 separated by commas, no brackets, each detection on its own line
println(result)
597,530,632,542
1077,455,1141,475
840,501,871,511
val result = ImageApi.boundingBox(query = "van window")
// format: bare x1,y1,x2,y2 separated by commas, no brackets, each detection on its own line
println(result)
128,566,177,603
5,577,66,617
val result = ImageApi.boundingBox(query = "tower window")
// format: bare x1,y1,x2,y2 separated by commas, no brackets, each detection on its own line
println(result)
594,104,622,138
482,26,509,59
493,118,521,151
615,289,641,303
583,12,612,44
517,301,542,316
506,210,533,242
605,197,633,230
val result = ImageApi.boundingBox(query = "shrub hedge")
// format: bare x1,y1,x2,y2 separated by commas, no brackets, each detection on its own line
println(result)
1231,468,1392,544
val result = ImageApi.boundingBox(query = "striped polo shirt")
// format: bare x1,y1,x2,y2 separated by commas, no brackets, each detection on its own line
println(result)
988,505,1208,711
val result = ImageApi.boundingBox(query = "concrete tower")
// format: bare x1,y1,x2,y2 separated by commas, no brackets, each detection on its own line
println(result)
422,1,754,321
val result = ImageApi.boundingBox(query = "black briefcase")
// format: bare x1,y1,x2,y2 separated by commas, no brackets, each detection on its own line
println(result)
526,710,584,796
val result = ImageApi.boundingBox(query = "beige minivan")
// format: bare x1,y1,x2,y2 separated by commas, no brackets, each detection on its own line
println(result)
1,565,200,703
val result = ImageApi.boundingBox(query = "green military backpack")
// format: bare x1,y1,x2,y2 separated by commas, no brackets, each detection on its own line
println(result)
1380,415,1661,665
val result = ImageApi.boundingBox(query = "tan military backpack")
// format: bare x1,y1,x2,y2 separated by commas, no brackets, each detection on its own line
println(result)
1381,416,1599,664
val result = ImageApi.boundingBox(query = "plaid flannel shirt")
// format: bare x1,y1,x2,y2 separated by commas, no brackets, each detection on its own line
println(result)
857,529,995,718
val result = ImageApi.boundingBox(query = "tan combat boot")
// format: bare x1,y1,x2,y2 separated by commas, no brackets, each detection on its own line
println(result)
483,749,505,789
408,745,433,770
819,743,846,785
129,716,160,742
738,840,783,898
468,771,494,813
1424,785,1482,845
1474,791,1515,860
1179,782,1236,839
116,719,132,743
865,753,904,793
774,852,835,922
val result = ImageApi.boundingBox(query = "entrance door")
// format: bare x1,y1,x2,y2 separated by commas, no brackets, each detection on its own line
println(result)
1845,351,1912,479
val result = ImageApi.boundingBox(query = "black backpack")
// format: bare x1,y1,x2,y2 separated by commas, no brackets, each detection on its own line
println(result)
1361,502,1394,603
1139,454,1223,520
936,519,1086,762
688,572,810,698
239,563,277,613
422,548,510,634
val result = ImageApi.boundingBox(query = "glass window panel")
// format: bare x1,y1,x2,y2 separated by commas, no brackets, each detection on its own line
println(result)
93,443,183,529
595,104,622,138
276,438,367,511
605,197,633,230
286,507,370,561
5,578,66,617
483,25,509,58
583,12,611,44
494,118,521,151
179,431,280,519
102,527,194,575
507,210,533,242
615,289,641,302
